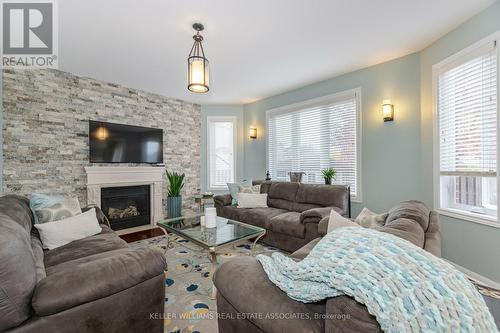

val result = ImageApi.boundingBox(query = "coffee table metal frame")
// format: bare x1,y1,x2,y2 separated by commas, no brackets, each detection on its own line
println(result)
158,215,266,299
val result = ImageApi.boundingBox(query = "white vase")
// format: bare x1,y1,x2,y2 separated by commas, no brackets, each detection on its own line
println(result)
205,207,217,228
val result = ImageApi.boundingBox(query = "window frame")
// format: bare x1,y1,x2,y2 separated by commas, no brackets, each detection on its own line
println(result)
206,116,237,191
265,88,362,202
432,31,500,228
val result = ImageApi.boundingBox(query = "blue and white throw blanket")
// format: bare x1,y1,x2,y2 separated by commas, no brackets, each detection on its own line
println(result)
256,227,498,333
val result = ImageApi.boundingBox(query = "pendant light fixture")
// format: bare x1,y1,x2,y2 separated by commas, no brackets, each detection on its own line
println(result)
187,23,209,93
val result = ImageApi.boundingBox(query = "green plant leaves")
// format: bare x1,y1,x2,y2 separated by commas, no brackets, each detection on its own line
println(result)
321,168,337,180
166,170,185,197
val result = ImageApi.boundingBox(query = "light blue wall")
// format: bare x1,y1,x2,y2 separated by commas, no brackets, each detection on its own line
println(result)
420,1,500,282
243,53,423,216
200,105,245,193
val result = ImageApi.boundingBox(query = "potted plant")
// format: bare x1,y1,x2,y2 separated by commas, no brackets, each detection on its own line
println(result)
321,168,336,185
166,170,185,218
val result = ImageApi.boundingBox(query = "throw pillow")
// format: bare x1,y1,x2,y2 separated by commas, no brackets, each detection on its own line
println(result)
355,207,388,228
34,208,102,250
238,184,261,194
327,210,360,233
227,179,252,205
30,193,82,224
237,193,268,209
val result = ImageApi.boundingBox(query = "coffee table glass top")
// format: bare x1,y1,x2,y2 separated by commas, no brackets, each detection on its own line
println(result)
158,215,265,248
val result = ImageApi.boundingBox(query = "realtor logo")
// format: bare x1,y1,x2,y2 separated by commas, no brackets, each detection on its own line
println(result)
1,0,58,68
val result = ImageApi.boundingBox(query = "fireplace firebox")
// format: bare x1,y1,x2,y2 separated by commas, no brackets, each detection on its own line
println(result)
101,185,150,230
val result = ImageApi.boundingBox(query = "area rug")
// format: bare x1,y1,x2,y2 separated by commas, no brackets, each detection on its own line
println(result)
130,234,281,333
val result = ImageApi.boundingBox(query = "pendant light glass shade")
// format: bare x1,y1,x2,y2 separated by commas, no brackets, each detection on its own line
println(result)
188,24,209,93
188,56,209,93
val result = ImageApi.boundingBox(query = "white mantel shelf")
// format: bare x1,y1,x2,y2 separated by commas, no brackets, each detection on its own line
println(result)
84,166,165,225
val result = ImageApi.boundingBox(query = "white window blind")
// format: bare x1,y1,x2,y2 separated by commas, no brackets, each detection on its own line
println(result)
438,43,497,177
436,40,498,220
208,117,235,190
268,93,359,198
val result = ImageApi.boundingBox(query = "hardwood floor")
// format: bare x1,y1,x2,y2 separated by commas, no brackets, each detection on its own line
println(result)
119,227,165,243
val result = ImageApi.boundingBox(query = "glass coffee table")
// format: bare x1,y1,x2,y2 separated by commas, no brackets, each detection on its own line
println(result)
157,215,266,298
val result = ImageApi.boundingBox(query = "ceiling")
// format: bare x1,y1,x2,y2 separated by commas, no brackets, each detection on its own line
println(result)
59,0,496,105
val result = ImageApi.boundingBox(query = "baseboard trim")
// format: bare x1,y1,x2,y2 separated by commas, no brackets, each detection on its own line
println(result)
446,260,500,289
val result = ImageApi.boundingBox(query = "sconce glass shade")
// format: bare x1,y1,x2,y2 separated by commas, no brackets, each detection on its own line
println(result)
382,100,394,122
249,127,257,139
187,24,209,93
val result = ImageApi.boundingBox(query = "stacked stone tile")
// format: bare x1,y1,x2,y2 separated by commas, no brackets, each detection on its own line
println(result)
2,68,201,213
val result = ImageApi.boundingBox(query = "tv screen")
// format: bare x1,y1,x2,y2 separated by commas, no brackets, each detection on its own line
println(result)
89,120,163,164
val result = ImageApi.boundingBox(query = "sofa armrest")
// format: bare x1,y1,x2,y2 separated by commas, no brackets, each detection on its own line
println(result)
325,296,382,333
32,247,166,316
82,205,110,228
300,206,340,224
214,194,233,207
318,216,329,236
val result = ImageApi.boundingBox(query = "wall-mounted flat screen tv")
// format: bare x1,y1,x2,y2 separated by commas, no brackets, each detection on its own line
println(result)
89,120,163,164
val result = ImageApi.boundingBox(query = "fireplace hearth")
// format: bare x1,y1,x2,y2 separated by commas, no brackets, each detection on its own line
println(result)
101,185,150,230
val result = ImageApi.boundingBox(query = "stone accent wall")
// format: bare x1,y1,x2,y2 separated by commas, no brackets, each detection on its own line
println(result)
2,68,201,213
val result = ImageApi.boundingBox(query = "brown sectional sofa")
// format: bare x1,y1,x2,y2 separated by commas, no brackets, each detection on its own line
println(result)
0,195,166,333
214,181,350,252
214,200,442,333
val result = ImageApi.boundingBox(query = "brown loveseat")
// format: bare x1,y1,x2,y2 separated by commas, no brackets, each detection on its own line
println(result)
0,195,166,333
214,181,350,252
214,200,442,333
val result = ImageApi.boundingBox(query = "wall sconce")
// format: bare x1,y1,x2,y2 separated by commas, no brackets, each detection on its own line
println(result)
382,100,394,122
249,127,257,139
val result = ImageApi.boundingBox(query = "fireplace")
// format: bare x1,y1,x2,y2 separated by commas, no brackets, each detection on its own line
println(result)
101,185,151,230
85,166,164,227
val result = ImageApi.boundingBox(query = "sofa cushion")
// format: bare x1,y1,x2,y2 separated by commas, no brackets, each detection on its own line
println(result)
217,205,240,221
293,184,350,213
44,225,128,267
270,212,305,238
377,218,425,248
220,206,288,229
259,181,272,194
34,247,166,316
0,195,37,331
386,200,430,231
267,182,299,211
214,257,325,333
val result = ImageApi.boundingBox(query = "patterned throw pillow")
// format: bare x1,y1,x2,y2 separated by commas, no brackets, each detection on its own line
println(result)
30,193,82,224
355,207,388,228
238,184,261,194
227,179,253,205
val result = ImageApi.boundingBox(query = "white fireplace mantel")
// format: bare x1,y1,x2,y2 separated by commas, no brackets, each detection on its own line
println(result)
84,166,165,225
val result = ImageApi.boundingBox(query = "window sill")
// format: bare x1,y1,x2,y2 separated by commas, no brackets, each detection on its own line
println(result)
207,188,229,193
437,208,499,229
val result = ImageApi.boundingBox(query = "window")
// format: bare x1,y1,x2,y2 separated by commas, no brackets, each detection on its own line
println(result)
435,37,498,223
267,89,361,200
207,117,236,190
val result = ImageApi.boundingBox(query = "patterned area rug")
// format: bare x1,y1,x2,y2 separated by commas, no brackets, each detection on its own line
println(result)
130,234,281,333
